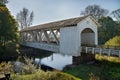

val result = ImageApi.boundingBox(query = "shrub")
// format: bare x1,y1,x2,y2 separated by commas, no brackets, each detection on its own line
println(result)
11,70,80,80
0,62,13,74
22,56,37,74
89,73,100,80
105,36,120,47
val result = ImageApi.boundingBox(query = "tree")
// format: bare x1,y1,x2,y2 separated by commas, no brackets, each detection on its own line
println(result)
16,8,34,30
105,36,120,47
0,3,18,49
0,0,8,4
98,16,119,44
81,4,108,20
111,8,120,22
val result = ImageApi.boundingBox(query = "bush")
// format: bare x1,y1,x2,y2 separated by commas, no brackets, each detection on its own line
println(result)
14,56,38,74
22,56,37,74
0,62,13,74
105,36,120,47
11,70,80,80
89,73,100,80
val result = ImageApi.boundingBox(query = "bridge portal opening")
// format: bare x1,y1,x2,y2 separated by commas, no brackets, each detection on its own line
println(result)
81,28,95,46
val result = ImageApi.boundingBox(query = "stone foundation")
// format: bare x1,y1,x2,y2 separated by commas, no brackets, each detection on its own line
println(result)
72,53,95,65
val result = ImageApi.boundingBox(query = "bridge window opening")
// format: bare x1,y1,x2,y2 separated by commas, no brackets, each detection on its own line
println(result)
26,33,29,41
21,29,60,45
29,32,33,42
36,31,42,42
41,32,48,43
50,29,59,44
55,29,60,41
81,28,95,47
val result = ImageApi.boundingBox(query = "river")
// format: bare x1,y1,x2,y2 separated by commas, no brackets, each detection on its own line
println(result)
0,46,72,70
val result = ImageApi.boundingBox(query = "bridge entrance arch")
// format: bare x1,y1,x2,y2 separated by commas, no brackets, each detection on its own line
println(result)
81,28,95,47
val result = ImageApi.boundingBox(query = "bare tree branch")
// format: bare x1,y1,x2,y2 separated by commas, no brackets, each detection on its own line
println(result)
81,4,108,20
16,8,34,30
0,0,8,4
111,8,120,22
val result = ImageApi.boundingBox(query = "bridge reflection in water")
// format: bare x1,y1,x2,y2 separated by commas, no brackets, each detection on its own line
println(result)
35,53,72,70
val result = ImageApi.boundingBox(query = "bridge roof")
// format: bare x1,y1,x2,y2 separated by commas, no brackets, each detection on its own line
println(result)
21,16,98,32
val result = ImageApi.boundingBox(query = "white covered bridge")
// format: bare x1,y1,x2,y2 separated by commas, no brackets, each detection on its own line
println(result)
20,16,120,62
20,16,98,56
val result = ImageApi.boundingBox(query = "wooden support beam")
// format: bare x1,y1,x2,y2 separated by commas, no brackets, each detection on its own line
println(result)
41,31,46,41
50,29,59,44
28,32,31,41
35,31,39,42
34,31,37,42
30,31,35,42
42,30,50,43
26,32,29,41
37,31,42,42
28,32,32,42
25,32,27,41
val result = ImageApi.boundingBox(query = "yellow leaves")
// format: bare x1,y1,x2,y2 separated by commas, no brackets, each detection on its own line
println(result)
0,6,8,12
0,62,13,74
105,36,120,46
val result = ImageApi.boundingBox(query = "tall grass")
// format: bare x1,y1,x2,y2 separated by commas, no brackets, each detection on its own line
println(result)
11,70,80,80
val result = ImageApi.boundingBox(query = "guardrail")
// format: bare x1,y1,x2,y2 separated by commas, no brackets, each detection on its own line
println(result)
82,46,120,57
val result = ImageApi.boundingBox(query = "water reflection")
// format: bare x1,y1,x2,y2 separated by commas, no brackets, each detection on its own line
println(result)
1,46,72,70
20,47,72,70
35,53,72,70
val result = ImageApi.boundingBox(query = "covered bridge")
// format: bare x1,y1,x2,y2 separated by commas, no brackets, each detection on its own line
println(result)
20,16,99,56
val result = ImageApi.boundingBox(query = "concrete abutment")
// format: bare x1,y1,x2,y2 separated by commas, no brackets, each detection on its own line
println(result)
72,53,95,65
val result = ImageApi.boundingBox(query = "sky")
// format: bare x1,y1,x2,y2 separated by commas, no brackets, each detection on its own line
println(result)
7,0,120,26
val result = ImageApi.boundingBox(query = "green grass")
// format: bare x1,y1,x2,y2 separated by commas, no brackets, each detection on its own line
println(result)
64,54,120,80
63,64,100,80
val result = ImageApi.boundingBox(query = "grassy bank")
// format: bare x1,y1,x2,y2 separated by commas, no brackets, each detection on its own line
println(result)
64,54,120,80
11,70,80,80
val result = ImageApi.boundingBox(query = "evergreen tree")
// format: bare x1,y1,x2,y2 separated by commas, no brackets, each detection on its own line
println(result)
98,16,119,44
0,3,18,48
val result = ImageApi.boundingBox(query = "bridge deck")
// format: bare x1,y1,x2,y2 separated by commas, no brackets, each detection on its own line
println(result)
20,41,120,58
20,42,59,52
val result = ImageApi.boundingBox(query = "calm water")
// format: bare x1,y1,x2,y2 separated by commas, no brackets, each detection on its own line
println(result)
35,53,72,70
1,47,72,70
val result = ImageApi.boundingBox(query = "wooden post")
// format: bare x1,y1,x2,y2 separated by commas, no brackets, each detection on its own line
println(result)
119,51,120,57
92,48,95,54
86,47,88,53
108,49,111,56
99,48,102,55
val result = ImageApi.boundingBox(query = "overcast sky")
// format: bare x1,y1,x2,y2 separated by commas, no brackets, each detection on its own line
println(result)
7,0,120,26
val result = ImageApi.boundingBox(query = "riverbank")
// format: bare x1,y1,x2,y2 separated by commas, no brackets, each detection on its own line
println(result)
1,43,120,80
63,54,120,80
